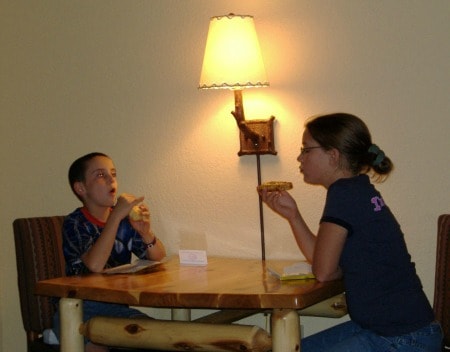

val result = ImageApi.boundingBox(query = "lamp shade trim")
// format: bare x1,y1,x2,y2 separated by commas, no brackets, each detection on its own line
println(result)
198,81,269,90
212,14,253,21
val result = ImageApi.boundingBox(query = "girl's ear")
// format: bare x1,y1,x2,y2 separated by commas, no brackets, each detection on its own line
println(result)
327,148,341,168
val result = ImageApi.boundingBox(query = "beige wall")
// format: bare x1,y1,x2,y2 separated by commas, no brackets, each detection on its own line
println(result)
1,1,449,351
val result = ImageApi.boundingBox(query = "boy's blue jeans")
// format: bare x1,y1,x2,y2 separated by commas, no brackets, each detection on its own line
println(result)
301,320,442,352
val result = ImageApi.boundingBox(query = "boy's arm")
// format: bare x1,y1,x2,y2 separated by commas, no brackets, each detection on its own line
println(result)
129,205,166,261
80,210,123,273
142,233,166,261
63,214,95,275
81,194,142,273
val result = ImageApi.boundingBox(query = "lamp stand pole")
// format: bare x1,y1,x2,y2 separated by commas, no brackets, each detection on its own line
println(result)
256,154,266,260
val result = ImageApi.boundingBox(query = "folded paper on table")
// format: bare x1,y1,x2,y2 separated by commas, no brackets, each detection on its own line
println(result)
268,261,315,280
102,259,161,274
179,249,208,266
179,231,208,266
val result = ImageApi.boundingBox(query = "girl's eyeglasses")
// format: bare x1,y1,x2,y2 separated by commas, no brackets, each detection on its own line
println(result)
300,146,323,156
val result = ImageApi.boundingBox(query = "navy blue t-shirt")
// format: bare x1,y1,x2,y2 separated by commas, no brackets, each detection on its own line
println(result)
322,174,434,336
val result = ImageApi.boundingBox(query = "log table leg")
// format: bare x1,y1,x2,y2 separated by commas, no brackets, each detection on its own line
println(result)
81,317,272,351
59,297,84,352
271,308,301,352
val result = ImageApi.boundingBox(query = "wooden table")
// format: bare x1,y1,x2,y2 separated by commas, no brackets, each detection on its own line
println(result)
36,256,345,352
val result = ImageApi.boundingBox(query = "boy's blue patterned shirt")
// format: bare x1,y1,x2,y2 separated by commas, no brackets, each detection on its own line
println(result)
62,207,147,275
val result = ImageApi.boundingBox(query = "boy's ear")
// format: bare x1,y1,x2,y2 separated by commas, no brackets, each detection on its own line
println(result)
73,181,85,197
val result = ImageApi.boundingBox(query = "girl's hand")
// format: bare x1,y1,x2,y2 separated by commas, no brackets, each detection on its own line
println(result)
259,189,299,221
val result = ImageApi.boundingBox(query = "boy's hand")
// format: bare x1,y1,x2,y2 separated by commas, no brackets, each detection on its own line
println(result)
129,203,152,236
112,193,153,239
112,193,144,220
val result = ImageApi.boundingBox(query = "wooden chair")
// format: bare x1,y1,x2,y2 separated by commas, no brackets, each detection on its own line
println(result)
14,216,65,352
13,216,164,352
434,214,450,351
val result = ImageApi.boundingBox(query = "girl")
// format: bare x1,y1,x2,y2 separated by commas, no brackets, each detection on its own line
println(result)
260,113,442,351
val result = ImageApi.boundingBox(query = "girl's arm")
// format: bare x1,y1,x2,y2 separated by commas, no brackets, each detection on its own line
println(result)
312,222,347,282
261,189,346,282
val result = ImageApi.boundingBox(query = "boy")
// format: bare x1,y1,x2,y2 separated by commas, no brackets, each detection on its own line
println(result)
54,152,166,352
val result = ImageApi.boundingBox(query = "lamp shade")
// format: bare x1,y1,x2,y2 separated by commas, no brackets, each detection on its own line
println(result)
199,14,269,90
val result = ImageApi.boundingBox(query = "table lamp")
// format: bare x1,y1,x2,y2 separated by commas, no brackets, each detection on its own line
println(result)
199,14,277,259
198,13,277,157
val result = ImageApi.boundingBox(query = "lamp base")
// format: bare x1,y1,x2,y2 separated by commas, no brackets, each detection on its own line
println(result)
237,116,277,156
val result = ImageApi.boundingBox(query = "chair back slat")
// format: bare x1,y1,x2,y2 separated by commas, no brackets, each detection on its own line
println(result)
434,214,450,350
13,216,65,338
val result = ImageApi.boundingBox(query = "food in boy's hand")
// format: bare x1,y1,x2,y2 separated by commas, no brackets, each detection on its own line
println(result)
257,181,293,192
129,205,144,221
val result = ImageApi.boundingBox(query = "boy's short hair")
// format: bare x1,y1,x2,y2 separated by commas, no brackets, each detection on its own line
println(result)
68,152,109,199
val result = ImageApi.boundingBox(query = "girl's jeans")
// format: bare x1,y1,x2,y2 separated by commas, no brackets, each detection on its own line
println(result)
301,320,442,352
